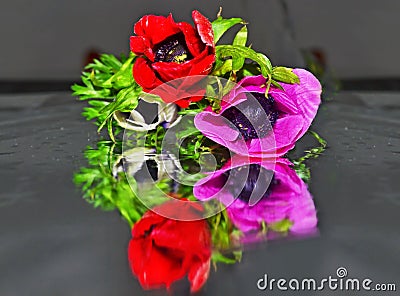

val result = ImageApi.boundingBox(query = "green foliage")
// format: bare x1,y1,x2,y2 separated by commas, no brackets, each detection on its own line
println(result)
215,45,272,78
272,66,300,84
212,251,242,265
71,53,141,141
73,141,147,227
292,131,327,183
211,15,245,44
233,25,248,46
269,219,293,233
208,208,243,265
96,85,142,132
208,209,240,250
211,15,301,96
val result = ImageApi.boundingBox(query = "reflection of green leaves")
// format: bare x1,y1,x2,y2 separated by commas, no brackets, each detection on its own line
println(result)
208,209,240,250
292,162,311,183
212,16,245,44
208,208,242,266
212,251,242,266
292,131,327,183
73,141,147,227
269,219,293,233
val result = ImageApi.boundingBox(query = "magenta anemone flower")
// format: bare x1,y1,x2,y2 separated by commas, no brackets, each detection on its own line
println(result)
194,69,322,157
193,156,317,234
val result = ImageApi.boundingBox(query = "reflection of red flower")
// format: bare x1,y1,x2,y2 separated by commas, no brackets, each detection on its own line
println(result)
128,201,212,292
130,10,215,108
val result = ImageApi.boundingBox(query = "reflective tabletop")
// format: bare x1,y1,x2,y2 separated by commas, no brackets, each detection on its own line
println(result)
0,90,399,295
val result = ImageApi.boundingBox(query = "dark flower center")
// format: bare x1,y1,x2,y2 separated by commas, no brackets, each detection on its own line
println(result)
221,93,279,141
222,164,279,203
154,33,192,63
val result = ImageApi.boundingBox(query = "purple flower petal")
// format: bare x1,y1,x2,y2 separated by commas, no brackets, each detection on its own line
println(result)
193,156,317,234
194,69,322,157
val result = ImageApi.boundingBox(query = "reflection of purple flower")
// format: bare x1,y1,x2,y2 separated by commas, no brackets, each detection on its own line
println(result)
194,69,322,157
193,156,317,234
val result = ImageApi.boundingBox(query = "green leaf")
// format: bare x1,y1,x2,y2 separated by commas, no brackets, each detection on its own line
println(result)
292,161,311,183
233,25,247,46
212,16,244,44
107,118,116,143
309,130,327,146
74,141,147,227
269,219,293,232
106,55,135,89
212,251,239,264
291,130,327,183
81,100,109,121
272,66,300,84
230,26,248,71
239,63,262,77
97,85,141,131
212,59,233,77
100,53,123,70
216,45,272,76
270,80,284,90
71,76,113,100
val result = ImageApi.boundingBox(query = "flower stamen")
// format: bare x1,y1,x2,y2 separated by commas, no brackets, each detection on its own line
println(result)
154,33,192,63
221,93,279,141
223,164,278,203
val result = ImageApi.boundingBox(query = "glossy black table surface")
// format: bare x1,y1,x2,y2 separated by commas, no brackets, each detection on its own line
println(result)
0,90,399,295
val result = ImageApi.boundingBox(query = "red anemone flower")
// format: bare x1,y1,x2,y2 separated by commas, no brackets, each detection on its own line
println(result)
130,10,215,108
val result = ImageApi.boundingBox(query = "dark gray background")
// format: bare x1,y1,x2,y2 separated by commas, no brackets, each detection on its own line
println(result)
1,0,399,79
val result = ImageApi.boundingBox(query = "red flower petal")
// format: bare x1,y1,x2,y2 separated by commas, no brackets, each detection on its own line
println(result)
188,53,215,76
153,219,211,253
130,10,216,108
130,36,155,60
128,201,212,292
176,95,204,108
175,99,190,108
176,21,204,56
188,259,211,293
151,199,205,220
152,60,192,81
132,57,163,91
152,51,214,81
134,14,180,46
192,10,214,47
129,238,186,290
